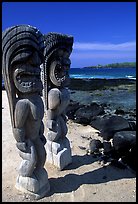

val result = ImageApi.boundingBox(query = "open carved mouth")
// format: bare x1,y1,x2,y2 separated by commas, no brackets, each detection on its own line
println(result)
14,66,42,91
16,71,41,87
49,60,70,87
54,64,69,82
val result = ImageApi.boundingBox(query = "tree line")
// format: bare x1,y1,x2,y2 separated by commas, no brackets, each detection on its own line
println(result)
84,62,136,68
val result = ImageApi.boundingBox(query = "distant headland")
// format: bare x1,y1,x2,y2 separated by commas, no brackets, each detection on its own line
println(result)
83,62,136,68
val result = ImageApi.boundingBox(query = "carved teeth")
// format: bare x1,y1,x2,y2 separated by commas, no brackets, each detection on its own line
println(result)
20,81,35,87
16,70,41,88
21,82,25,87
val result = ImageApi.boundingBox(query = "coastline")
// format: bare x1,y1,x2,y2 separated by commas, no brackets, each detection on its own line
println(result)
69,78,136,91
67,77,136,172
69,78,136,110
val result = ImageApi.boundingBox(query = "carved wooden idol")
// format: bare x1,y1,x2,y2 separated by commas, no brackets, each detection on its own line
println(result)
2,25,50,199
43,32,74,170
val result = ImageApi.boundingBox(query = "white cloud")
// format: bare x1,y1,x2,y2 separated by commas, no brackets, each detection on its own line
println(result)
73,41,136,51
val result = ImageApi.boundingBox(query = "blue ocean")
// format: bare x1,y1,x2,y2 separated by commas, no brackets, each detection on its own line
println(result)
69,67,136,80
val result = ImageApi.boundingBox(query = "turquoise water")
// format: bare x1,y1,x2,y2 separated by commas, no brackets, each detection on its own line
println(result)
69,67,136,80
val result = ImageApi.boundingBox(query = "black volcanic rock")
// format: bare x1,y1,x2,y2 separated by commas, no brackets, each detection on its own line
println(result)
113,131,136,153
66,100,83,120
100,115,130,140
88,139,103,153
74,103,104,124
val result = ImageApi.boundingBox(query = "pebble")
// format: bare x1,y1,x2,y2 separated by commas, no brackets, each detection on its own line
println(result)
78,146,86,150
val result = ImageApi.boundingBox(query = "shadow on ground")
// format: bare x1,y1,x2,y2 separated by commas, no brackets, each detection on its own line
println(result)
44,154,135,197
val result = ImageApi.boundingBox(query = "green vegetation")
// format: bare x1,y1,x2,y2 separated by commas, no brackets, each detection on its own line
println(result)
84,62,136,68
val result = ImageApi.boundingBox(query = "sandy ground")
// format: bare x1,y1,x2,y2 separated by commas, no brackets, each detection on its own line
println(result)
2,90,136,202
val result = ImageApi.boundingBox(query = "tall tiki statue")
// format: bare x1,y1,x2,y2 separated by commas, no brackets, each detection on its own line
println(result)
2,25,50,199
43,32,73,170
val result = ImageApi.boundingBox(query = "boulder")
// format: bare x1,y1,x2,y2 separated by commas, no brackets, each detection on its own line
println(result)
88,139,103,153
113,131,136,171
66,100,83,120
114,108,125,115
121,146,136,171
128,120,136,130
113,131,136,153
100,115,131,140
103,141,113,154
90,114,112,130
74,102,104,125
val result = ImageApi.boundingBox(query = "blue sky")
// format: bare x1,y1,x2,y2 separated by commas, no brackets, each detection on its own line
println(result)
2,2,136,68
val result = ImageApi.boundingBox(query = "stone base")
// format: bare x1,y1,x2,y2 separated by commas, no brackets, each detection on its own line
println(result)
46,137,72,170
15,168,50,200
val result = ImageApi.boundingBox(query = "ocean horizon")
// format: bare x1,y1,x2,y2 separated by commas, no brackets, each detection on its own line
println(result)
69,67,136,80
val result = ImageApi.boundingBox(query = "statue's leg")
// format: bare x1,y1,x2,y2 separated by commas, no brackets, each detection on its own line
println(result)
18,142,37,177
16,138,50,199
46,116,72,170
33,137,46,169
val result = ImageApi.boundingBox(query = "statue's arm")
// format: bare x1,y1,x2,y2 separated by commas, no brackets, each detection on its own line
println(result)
39,121,46,145
46,89,61,141
46,88,60,129
13,99,30,152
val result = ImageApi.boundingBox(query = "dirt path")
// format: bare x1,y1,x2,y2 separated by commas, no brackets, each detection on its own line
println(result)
2,90,136,202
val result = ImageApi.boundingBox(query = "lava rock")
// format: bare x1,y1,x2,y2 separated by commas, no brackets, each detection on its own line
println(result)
114,108,125,115
100,115,130,140
74,102,104,125
113,131,136,153
66,100,83,120
103,141,113,154
88,139,103,153
128,120,136,130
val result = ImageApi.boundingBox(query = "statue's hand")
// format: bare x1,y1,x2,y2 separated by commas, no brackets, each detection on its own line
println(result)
46,119,57,130
16,142,27,152
17,139,37,163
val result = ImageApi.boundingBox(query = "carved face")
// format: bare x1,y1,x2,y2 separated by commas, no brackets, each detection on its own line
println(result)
13,52,43,94
49,49,71,87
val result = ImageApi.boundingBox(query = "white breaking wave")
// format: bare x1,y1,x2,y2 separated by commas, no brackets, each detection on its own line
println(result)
126,75,136,80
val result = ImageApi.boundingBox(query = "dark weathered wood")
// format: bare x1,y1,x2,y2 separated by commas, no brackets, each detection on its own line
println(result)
43,32,74,170
2,25,50,199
